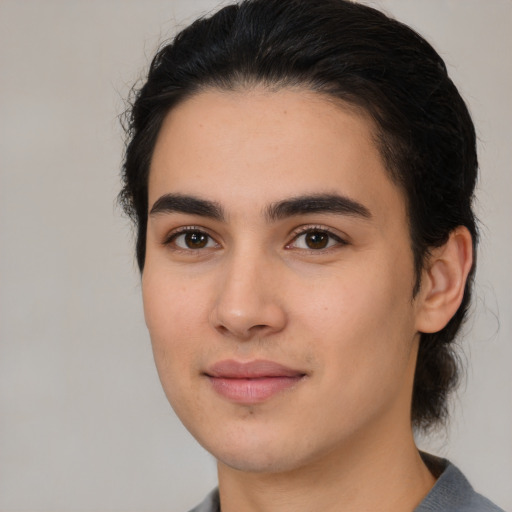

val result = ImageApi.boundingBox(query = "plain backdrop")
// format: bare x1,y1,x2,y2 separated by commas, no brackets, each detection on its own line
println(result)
0,1,511,511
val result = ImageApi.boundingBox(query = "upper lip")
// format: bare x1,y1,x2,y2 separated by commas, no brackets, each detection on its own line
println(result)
205,359,306,379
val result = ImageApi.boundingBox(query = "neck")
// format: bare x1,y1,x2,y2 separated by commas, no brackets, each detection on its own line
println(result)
217,417,435,512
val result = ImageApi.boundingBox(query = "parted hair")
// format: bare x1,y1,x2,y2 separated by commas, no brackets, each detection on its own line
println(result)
120,0,478,431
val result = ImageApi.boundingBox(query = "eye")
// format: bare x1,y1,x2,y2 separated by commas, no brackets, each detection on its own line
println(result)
288,228,345,251
166,228,219,250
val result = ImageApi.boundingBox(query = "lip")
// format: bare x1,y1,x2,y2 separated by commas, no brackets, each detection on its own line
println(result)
205,359,306,404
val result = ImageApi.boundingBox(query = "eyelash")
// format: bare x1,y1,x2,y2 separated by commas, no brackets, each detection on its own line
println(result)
162,225,348,253
287,225,348,252
163,226,219,251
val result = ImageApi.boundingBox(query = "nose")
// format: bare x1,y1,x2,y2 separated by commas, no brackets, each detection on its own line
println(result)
210,250,287,340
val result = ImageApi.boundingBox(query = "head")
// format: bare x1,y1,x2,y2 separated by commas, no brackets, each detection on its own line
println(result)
120,0,477,434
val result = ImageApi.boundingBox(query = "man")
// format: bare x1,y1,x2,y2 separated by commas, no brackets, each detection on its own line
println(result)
120,0,504,510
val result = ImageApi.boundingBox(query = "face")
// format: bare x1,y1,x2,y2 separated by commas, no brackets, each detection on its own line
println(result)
143,88,424,473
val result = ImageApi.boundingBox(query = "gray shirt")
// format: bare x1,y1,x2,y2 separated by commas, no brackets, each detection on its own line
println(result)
188,457,504,512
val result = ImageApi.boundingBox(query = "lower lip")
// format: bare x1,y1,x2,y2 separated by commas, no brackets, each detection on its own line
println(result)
208,376,304,404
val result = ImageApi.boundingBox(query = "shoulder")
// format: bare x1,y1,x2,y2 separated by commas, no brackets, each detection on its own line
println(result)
187,488,220,512
187,458,505,512
416,454,505,512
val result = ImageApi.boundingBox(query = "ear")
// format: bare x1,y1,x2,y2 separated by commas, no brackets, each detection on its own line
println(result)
415,226,474,334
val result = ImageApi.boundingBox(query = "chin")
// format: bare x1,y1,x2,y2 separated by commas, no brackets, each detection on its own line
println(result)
193,424,320,475
216,447,306,474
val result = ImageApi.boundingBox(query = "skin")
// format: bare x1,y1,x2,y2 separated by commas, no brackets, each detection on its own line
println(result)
142,88,472,512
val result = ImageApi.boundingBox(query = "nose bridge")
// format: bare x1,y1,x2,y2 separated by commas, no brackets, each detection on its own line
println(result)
211,242,286,339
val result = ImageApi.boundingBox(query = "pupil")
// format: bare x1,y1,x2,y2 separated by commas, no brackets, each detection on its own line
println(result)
306,231,328,249
185,232,207,248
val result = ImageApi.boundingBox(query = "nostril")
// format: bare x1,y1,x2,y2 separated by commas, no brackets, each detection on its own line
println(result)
215,324,230,335
210,295,287,339
213,321,274,340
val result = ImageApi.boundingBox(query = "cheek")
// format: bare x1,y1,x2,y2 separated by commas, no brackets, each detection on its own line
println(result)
303,261,417,379
307,290,416,437
142,270,209,381
143,267,209,335
141,274,206,429
302,256,414,327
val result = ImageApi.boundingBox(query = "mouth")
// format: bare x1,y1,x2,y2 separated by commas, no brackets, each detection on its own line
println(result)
204,359,307,404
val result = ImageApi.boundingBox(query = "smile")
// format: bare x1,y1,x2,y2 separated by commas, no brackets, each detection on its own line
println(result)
205,359,306,404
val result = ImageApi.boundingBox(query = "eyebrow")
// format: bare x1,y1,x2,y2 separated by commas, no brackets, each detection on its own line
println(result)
149,194,225,221
149,192,371,223
265,193,371,221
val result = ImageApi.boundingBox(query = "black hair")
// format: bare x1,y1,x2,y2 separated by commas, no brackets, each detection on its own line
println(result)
120,0,478,431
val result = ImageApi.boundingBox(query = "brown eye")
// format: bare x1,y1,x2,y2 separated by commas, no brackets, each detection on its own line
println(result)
170,230,218,250
288,228,345,251
184,232,208,249
305,231,329,249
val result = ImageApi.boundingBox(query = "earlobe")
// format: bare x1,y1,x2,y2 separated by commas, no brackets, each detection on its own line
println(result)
415,226,473,334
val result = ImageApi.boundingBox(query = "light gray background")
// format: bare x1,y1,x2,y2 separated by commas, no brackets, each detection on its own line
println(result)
0,1,510,511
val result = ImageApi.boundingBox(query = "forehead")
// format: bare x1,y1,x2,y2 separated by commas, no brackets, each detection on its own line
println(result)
149,87,405,222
